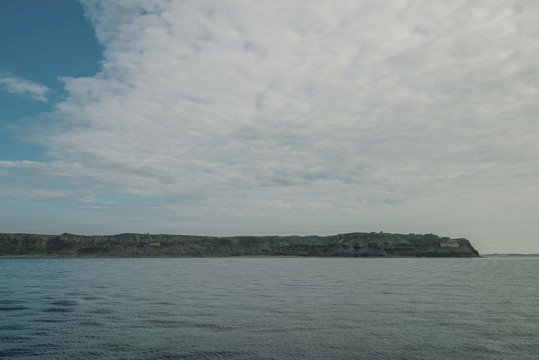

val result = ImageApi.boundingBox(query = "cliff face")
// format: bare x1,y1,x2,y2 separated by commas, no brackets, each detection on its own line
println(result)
0,232,479,257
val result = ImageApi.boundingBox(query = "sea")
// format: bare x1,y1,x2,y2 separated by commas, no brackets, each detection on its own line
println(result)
1,257,537,359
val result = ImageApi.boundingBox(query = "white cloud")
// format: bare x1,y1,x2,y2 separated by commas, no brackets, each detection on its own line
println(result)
5,0,539,252
0,75,50,102
0,187,69,199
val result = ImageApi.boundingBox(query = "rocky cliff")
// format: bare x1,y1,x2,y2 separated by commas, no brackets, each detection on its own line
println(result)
0,232,479,257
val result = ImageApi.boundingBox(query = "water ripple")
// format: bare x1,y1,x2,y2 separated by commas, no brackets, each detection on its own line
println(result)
0,258,538,359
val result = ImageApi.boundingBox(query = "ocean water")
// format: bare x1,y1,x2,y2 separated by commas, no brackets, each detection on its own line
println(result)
1,258,538,359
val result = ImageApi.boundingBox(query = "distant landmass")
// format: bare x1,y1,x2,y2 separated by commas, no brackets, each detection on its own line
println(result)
0,232,479,258
481,253,539,258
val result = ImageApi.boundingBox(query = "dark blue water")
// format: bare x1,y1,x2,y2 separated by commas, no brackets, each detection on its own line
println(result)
1,258,538,359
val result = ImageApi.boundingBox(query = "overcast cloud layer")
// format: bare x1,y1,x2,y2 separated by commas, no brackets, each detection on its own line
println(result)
2,0,539,253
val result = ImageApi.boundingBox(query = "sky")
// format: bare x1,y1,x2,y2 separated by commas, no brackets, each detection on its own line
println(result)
1,0,538,254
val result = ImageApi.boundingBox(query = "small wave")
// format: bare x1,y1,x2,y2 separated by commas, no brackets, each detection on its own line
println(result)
0,324,24,331
34,318,67,323
150,301,176,306
89,308,115,314
165,350,256,360
146,319,189,329
51,300,79,307
0,299,23,305
0,347,34,357
78,320,104,327
0,306,28,311
42,307,73,313
192,322,235,331
0,335,31,342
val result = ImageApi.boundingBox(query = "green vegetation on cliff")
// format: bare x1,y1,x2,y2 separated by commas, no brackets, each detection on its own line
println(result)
0,232,479,257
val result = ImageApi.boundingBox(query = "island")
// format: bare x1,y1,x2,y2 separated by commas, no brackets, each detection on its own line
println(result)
0,232,479,257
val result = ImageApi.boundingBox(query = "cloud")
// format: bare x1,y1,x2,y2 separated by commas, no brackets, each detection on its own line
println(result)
0,187,69,199
4,0,539,251
54,1,539,192
0,74,51,101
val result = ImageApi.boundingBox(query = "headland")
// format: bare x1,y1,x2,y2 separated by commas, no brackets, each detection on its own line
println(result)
0,232,480,257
